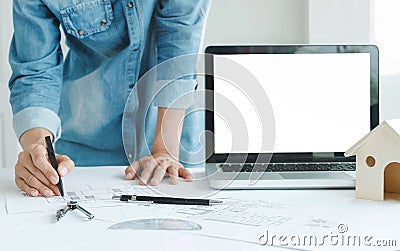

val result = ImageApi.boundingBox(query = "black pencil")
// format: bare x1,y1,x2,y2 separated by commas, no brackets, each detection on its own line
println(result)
45,136,65,197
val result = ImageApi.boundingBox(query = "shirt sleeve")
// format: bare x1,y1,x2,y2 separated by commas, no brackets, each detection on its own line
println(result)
153,0,211,109
8,0,63,140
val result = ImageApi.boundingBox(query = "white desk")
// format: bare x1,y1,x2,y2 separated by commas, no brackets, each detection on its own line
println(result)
1,166,399,251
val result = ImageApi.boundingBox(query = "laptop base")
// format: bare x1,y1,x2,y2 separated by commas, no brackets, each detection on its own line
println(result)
206,163,355,190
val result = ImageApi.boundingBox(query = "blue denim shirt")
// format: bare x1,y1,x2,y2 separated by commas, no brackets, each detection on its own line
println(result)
9,0,210,166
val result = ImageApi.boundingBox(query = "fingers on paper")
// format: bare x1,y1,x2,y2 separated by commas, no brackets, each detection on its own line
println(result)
139,157,157,185
15,177,39,197
151,160,170,186
16,150,59,196
15,163,55,197
178,167,193,182
127,155,192,186
125,161,140,180
168,162,192,183
28,145,58,185
18,152,49,185
167,165,179,185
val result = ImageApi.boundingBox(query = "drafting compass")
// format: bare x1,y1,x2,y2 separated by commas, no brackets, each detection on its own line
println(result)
56,201,94,221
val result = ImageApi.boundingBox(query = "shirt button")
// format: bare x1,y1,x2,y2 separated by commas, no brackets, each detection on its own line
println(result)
128,2,133,8
78,29,84,35
128,154,133,159
101,20,107,25
129,83,135,88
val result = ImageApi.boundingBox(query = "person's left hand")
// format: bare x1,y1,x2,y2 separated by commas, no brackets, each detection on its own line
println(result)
124,151,192,185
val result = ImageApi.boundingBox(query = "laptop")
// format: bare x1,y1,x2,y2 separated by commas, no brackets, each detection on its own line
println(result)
204,45,379,189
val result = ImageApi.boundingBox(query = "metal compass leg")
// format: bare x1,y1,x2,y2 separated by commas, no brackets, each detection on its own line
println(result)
56,201,94,221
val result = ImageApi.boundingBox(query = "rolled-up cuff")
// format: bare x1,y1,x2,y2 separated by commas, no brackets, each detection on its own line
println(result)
153,79,197,109
13,107,61,141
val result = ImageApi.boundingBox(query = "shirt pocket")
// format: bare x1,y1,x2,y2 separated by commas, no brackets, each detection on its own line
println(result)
60,0,114,39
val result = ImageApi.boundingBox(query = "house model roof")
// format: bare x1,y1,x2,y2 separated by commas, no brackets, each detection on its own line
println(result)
345,118,400,157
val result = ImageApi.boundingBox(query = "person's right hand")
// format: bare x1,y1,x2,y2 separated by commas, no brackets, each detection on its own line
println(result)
15,143,75,197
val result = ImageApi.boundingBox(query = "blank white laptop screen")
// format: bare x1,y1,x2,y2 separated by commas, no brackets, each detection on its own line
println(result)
214,53,371,154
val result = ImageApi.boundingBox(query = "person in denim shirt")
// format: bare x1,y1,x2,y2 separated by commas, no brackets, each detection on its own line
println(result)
9,0,210,197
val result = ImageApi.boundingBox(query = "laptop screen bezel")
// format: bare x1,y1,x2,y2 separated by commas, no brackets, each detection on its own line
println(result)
205,45,379,163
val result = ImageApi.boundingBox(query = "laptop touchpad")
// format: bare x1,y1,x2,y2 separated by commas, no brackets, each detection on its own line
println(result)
279,172,352,179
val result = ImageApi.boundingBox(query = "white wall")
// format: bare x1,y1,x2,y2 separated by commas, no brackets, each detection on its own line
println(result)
308,0,400,122
308,0,372,43
203,0,309,47
0,0,19,168
373,0,400,121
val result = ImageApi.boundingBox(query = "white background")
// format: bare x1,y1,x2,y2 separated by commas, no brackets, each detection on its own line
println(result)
214,53,371,153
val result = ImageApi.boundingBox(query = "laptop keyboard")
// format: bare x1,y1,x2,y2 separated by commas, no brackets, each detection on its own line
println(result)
219,162,356,172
